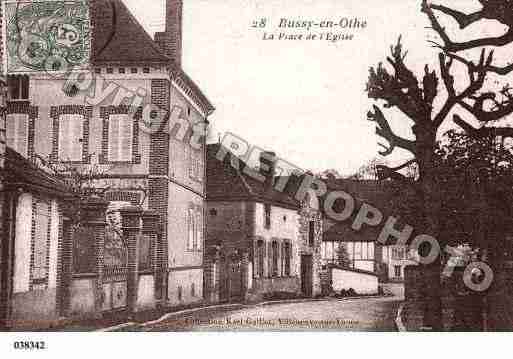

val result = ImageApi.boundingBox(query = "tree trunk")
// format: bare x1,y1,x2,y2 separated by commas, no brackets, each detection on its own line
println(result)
417,130,443,330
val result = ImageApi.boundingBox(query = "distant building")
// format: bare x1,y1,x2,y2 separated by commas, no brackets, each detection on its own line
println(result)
321,178,419,296
204,144,322,302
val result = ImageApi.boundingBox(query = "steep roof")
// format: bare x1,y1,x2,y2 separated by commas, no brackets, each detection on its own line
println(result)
3,148,74,197
321,178,412,244
90,0,215,115
91,0,171,65
206,144,299,209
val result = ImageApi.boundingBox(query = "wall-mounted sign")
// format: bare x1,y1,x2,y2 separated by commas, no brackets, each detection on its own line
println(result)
2,0,91,74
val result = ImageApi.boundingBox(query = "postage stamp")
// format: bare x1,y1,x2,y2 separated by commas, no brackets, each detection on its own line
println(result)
2,0,90,74
1,2,513,353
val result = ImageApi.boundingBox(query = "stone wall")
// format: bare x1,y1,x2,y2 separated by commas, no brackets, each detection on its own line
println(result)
297,205,323,297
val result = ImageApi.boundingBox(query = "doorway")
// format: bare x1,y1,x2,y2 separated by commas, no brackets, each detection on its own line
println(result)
301,255,313,297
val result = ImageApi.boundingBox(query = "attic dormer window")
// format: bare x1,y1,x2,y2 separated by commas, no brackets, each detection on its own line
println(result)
106,68,114,74
63,83,79,97
7,75,29,101
143,67,150,74
131,68,138,74
119,68,126,74
264,204,271,229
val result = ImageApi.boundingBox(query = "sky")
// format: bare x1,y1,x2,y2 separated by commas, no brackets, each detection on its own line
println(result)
122,0,509,175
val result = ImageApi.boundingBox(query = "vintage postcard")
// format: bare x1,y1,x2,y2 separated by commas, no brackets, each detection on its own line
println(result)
1,0,513,351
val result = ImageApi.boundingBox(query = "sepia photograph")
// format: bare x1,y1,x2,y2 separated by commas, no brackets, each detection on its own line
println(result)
0,0,513,355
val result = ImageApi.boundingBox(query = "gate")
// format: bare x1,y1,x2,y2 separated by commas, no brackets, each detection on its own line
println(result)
101,226,128,311
220,253,243,302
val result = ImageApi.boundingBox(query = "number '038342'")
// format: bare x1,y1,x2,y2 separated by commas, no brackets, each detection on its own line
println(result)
13,341,46,350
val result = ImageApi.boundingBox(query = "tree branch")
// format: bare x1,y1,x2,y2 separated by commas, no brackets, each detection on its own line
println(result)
433,50,491,128
429,4,484,29
367,105,416,156
423,0,513,52
447,52,513,76
454,114,513,138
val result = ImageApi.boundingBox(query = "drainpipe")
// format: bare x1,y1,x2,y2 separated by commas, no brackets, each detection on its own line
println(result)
0,79,9,329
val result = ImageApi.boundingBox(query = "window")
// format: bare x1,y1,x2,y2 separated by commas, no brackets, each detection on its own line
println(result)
6,114,28,157
107,68,114,74
308,221,315,246
187,208,195,251
256,240,265,278
190,149,203,181
191,283,196,297
63,84,79,97
264,204,271,229
187,206,203,251
392,246,406,260
177,286,182,301
271,241,279,277
32,200,51,284
394,265,402,278
119,68,126,74
108,114,133,162
284,242,291,276
58,114,84,162
7,75,29,100
196,209,203,251
354,241,362,260
368,242,374,260
131,68,138,74
143,67,150,74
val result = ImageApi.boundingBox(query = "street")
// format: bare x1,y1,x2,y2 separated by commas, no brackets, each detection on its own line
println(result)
142,297,401,332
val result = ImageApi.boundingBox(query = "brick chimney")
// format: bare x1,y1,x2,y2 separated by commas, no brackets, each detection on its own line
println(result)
155,0,183,67
259,151,276,189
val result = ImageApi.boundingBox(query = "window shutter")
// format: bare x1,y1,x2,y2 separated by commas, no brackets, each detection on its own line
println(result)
33,201,50,281
199,151,204,181
187,208,194,250
6,114,28,157
196,208,202,250
70,115,83,161
58,115,71,161
59,115,83,161
6,115,16,149
16,115,28,157
108,115,121,161
120,116,133,162
189,149,193,178
267,241,272,278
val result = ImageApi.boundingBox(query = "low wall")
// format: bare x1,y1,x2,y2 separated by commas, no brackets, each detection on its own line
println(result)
136,274,156,311
70,277,98,317
381,282,405,298
331,267,378,295
10,288,58,329
249,277,300,300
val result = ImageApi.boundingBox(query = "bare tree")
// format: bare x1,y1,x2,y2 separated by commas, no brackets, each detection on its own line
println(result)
366,1,513,329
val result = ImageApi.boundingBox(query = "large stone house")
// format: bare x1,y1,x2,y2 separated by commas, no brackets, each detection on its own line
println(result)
204,144,322,302
0,0,214,328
